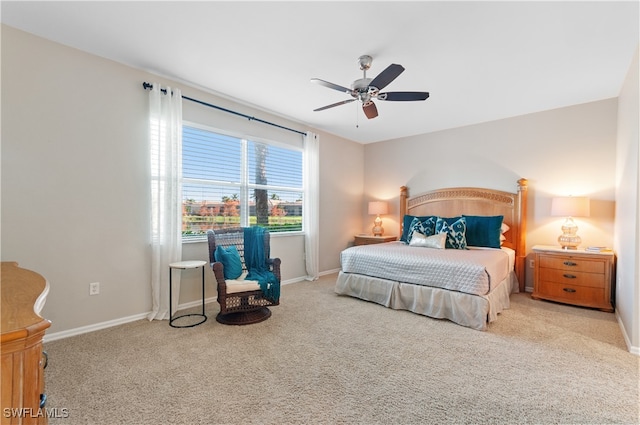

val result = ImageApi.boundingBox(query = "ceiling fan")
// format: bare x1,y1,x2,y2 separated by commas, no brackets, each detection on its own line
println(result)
311,55,429,119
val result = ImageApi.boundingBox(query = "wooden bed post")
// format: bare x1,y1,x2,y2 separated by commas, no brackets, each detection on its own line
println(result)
515,178,528,291
399,186,408,237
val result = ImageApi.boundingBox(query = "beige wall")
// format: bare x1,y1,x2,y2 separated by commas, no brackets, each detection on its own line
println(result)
317,131,365,272
364,99,619,291
2,26,152,333
614,46,639,354
1,26,363,335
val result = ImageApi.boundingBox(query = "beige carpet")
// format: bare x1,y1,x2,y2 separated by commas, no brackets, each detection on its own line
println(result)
43,273,639,425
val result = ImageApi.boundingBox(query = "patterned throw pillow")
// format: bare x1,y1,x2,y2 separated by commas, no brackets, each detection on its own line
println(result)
423,216,437,236
401,215,436,242
406,216,436,243
435,217,468,249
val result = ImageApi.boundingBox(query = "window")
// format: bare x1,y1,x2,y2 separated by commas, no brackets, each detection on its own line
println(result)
181,123,303,241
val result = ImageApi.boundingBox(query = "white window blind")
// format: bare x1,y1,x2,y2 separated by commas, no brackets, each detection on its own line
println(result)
182,124,303,241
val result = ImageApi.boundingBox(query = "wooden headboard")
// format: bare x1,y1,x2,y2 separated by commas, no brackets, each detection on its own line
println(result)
399,178,528,290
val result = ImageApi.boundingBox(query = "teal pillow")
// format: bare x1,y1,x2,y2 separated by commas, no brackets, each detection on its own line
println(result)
405,216,437,243
435,216,467,249
214,245,243,280
463,215,503,248
401,215,437,242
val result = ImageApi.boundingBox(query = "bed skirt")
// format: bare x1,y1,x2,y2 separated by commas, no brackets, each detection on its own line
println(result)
334,271,518,331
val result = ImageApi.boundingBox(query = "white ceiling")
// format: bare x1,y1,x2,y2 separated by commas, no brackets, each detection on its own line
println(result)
2,1,638,144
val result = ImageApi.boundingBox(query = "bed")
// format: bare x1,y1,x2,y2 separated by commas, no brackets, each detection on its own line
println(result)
335,179,528,330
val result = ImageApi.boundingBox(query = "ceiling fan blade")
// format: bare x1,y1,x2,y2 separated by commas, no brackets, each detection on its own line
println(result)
310,78,352,94
362,101,378,119
369,64,405,91
378,91,430,101
313,98,356,112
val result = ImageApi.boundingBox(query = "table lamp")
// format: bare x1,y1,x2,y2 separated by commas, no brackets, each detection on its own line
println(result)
551,196,590,249
368,201,388,236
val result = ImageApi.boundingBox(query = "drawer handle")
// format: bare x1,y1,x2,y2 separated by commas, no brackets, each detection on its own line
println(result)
563,288,577,293
563,274,577,279
42,351,48,369
40,393,47,408
563,261,577,266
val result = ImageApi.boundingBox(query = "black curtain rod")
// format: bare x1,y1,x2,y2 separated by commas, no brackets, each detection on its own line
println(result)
142,82,306,136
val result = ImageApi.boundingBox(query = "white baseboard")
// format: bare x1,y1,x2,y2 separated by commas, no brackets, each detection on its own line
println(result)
43,311,151,343
616,310,640,356
282,276,307,285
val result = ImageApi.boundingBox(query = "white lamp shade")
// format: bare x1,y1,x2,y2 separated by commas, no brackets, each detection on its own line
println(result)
368,201,388,215
551,197,590,217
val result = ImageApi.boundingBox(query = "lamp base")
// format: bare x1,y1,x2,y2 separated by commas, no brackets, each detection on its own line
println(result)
558,217,581,249
372,215,384,236
558,241,579,250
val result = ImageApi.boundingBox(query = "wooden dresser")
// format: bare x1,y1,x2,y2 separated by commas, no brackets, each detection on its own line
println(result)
532,245,614,312
1,262,51,425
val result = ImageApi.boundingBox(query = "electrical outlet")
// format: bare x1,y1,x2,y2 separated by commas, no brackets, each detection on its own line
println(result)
529,259,535,268
89,282,100,295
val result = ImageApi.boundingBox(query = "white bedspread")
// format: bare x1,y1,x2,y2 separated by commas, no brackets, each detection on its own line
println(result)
340,242,510,296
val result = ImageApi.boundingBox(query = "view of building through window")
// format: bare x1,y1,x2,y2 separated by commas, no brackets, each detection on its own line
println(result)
182,124,303,240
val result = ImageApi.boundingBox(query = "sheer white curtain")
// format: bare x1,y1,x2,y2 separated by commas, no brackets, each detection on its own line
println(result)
148,83,183,321
304,131,320,280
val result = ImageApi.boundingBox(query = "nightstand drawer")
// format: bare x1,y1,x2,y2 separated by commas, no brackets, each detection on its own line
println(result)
536,281,605,306
538,255,605,274
537,268,605,288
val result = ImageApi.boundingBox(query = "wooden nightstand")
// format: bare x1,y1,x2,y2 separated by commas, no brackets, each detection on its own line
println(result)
354,235,397,246
532,245,614,312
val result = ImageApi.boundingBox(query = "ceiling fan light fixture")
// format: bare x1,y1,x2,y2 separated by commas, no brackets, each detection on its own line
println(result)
362,101,378,119
358,55,373,71
351,78,372,92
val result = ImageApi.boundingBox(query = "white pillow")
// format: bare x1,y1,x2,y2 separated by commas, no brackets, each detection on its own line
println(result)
500,223,510,246
409,231,446,249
